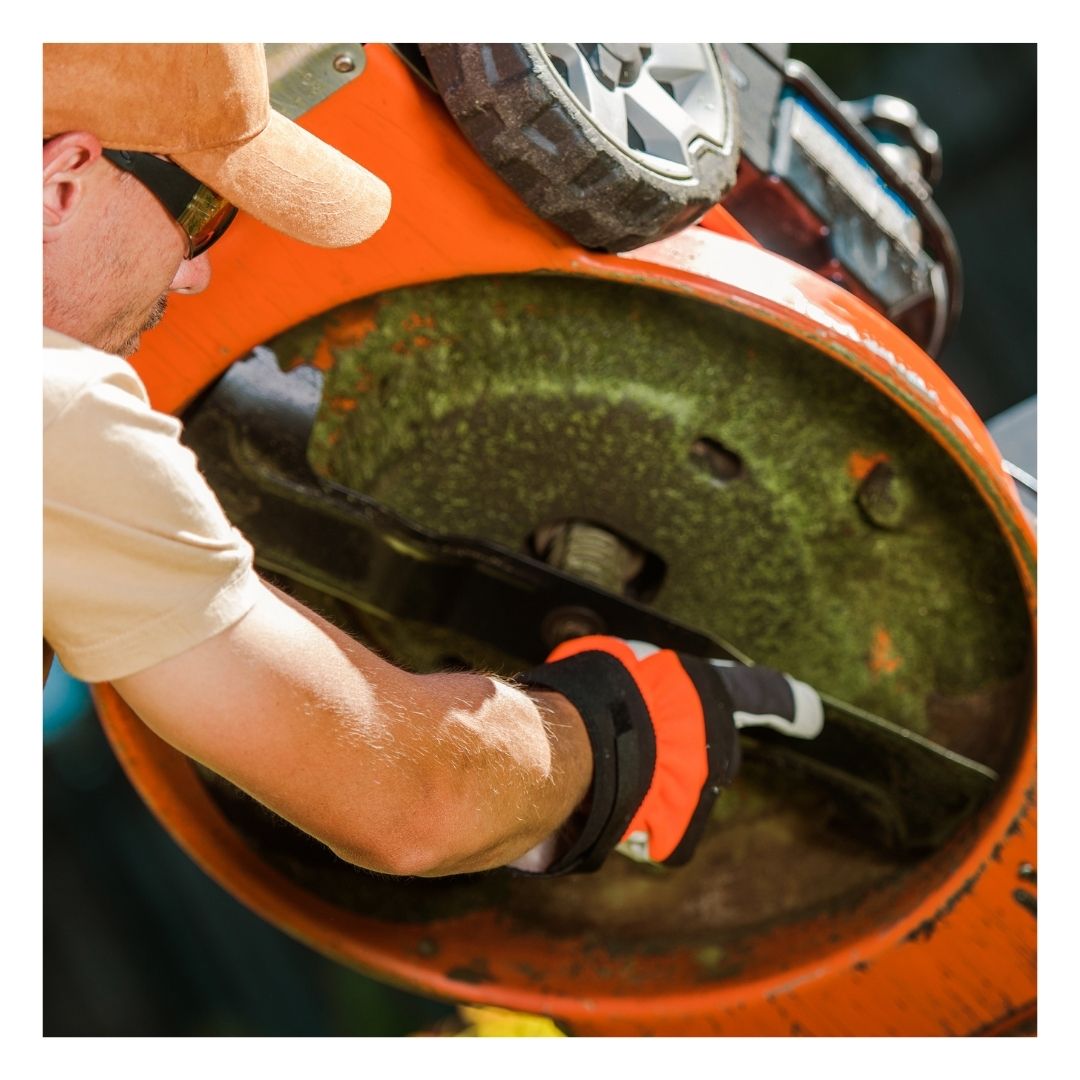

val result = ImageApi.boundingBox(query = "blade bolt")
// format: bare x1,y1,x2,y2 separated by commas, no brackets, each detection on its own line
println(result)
856,461,912,529
541,606,606,648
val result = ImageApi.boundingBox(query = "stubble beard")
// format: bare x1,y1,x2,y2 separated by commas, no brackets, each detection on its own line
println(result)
104,292,169,358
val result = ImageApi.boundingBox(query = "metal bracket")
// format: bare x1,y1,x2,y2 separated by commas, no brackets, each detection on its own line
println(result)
264,44,366,120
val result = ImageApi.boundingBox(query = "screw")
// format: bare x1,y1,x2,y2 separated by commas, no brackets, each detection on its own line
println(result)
333,53,356,74
1017,862,1037,883
1013,888,1037,917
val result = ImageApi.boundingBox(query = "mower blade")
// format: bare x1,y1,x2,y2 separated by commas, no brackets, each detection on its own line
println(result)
736,687,998,850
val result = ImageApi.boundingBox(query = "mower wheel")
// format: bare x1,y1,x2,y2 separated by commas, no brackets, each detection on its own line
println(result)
420,43,740,251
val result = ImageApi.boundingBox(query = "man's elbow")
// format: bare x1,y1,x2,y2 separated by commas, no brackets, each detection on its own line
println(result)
326,834,451,878
323,795,464,878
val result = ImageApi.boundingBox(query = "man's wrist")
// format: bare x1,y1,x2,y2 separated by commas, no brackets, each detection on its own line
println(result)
507,689,593,872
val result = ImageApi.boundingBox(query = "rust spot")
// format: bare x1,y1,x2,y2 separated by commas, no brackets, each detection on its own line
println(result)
328,396,358,413
402,311,436,331
310,340,336,372
1013,888,1037,917
971,1002,1037,1036
413,335,435,348
904,863,986,943
390,340,408,354
446,959,494,985
326,431,340,447
906,918,936,943
354,372,374,393
848,450,891,481
328,306,379,346
1007,784,1036,836
868,625,902,676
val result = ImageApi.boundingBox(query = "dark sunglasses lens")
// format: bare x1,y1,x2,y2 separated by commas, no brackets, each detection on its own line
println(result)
185,197,238,257
104,150,237,258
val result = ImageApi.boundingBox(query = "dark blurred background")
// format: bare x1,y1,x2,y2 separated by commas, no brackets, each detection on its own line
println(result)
44,44,1036,1037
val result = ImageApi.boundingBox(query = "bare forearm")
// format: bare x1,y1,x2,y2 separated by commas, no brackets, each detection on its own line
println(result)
115,580,592,877
264,583,593,873
386,677,592,875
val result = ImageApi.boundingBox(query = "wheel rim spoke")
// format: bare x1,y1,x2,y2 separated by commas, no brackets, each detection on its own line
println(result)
644,42,711,80
540,43,725,173
542,43,630,144
624,71,704,165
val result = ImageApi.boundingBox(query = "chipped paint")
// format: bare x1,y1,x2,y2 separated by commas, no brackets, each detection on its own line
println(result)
1012,889,1037,917
868,626,902,676
784,290,940,404
446,960,496,985
847,450,890,481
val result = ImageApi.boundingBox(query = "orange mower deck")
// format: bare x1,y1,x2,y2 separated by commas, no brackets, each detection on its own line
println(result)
93,45,1036,1036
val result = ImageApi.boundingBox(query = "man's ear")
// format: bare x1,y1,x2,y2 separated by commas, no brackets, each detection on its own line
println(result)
43,132,103,237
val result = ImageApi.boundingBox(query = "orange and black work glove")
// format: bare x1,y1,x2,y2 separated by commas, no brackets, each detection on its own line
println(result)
519,635,823,874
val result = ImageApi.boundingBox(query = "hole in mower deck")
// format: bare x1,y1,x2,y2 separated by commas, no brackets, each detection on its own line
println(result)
196,274,1032,989
689,436,745,484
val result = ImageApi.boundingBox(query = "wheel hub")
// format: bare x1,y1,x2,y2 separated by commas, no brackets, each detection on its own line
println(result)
539,42,730,171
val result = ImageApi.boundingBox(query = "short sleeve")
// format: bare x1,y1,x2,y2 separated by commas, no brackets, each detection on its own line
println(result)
44,340,260,682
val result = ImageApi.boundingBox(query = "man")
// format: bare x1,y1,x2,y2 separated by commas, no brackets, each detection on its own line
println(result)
44,44,798,880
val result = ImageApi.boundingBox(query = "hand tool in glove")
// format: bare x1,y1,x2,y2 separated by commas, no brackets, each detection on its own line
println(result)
518,635,823,874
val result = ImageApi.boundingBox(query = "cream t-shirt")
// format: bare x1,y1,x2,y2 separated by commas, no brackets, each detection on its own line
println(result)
44,328,261,683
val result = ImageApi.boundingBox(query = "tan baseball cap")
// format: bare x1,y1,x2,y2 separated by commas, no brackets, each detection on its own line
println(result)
43,43,391,248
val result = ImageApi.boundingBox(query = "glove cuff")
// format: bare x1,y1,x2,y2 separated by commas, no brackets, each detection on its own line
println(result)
518,651,656,875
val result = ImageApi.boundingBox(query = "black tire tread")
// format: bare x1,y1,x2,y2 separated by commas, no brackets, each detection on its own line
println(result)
420,43,739,251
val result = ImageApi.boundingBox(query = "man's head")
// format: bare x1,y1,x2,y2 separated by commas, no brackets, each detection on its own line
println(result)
43,44,391,357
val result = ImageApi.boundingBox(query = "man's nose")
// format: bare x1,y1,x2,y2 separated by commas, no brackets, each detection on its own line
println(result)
169,252,211,294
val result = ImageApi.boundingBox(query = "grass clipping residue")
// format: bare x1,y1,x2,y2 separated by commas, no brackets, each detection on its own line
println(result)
280,274,1030,739
239,274,1033,951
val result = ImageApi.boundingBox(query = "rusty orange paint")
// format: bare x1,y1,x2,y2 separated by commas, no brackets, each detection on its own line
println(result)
329,307,379,343
848,450,891,481
99,44,1037,1035
296,309,382,373
306,339,336,373
93,678,1038,1035
869,626,903,676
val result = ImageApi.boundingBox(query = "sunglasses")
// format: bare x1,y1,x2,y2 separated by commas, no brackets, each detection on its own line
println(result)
101,149,238,258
